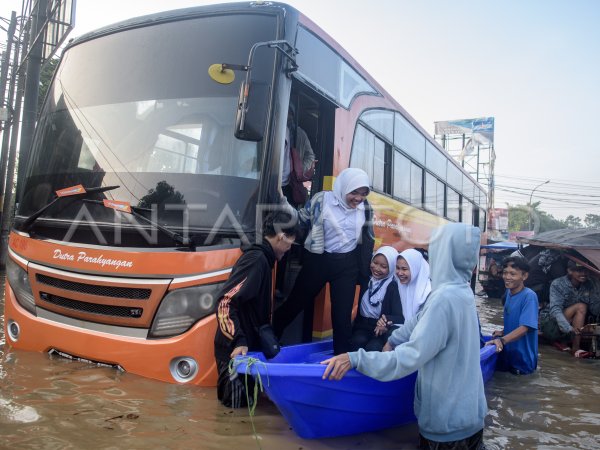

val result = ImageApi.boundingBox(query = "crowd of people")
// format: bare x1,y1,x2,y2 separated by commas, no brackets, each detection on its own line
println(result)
488,246,600,359
211,162,599,449
212,168,486,448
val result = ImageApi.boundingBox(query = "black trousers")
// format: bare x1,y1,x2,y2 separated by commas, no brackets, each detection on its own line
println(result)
273,249,359,355
419,429,485,450
351,314,388,351
216,358,254,408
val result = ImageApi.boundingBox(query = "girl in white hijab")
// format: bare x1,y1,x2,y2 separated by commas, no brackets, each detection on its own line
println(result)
396,248,432,320
274,168,373,355
352,246,404,351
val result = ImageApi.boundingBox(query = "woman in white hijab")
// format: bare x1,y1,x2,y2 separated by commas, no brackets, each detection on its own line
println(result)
274,168,374,355
351,246,404,351
396,248,432,320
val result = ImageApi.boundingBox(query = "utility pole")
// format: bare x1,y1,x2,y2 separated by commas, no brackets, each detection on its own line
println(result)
0,12,17,107
528,180,550,231
0,25,27,266
0,12,17,223
16,0,48,197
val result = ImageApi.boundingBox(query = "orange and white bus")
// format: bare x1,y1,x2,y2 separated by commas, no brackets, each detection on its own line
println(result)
4,2,487,386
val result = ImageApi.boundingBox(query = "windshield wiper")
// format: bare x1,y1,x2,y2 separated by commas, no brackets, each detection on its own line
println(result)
82,199,195,251
19,185,120,232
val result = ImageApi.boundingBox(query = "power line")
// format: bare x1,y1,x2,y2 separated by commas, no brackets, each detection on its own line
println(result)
495,184,600,199
495,187,600,206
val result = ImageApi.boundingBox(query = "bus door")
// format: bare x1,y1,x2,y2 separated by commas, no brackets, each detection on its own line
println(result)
276,83,337,344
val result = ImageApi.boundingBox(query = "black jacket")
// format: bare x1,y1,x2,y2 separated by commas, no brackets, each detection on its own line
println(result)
214,239,276,361
357,279,405,325
356,199,375,291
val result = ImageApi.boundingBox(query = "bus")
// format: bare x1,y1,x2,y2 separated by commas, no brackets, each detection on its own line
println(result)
3,2,487,386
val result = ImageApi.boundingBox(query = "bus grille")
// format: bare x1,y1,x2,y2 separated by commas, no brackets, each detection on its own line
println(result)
28,262,171,328
36,274,151,299
40,292,144,318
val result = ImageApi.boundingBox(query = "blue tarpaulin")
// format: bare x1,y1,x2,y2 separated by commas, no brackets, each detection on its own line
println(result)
480,241,519,250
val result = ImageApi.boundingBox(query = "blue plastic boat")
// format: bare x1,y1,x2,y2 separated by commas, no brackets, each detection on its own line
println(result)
235,339,497,439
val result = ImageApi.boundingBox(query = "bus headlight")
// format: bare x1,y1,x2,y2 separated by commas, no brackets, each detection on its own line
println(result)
149,282,224,338
5,257,36,315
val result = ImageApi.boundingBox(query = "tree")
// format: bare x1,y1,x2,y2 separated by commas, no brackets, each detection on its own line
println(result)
508,205,530,232
584,214,600,228
37,57,59,113
564,215,582,229
507,202,567,233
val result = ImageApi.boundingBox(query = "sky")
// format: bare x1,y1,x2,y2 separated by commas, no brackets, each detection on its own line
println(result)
2,0,600,221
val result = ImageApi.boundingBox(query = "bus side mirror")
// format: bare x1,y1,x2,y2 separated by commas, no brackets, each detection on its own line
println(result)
235,80,270,142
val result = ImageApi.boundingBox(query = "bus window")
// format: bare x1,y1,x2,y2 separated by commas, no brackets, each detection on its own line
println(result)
361,109,394,143
393,150,411,202
425,172,436,212
436,179,445,217
372,137,386,192
296,26,378,108
426,140,447,181
395,113,425,165
447,188,460,221
351,125,374,179
447,163,463,193
411,164,423,207
463,200,474,225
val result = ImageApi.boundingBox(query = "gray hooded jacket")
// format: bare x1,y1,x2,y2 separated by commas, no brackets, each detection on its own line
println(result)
348,223,487,442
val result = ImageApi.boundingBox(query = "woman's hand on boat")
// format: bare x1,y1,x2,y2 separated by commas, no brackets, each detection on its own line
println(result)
230,346,248,358
320,354,352,380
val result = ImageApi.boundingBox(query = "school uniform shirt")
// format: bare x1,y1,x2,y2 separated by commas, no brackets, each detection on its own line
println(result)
359,246,399,319
322,191,365,253
298,168,370,255
500,287,539,374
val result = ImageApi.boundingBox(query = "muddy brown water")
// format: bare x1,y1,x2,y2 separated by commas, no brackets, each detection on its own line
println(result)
1,277,599,449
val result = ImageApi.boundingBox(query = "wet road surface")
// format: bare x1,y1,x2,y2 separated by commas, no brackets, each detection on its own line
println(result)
2,282,599,449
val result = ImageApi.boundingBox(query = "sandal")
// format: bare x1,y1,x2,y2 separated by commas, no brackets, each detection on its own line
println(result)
573,350,592,359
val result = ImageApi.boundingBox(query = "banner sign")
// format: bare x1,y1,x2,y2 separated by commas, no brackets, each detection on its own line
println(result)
434,117,494,145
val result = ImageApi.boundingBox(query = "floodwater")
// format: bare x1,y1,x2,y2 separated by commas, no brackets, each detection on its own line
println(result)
1,276,599,449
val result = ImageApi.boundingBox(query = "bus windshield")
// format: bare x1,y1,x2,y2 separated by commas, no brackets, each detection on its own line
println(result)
17,12,278,245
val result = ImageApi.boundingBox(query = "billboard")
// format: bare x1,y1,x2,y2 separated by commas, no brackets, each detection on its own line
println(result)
434,117,495,145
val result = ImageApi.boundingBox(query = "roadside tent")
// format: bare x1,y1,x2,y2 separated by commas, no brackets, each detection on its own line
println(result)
518,229,600,275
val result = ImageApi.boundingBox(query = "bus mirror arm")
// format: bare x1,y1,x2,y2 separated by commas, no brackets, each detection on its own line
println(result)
225,40,297,141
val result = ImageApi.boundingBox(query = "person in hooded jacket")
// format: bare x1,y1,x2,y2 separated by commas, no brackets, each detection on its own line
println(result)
273,168,374,355
321,223,487,449
351,245,403,351
214,211,299,408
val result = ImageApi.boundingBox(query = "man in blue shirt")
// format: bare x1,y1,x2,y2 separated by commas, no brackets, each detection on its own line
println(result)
487,256,539,374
